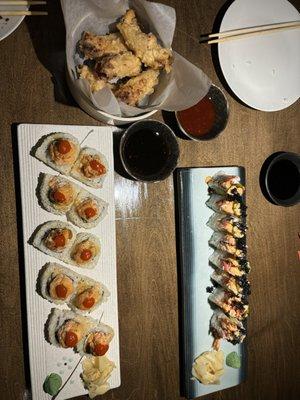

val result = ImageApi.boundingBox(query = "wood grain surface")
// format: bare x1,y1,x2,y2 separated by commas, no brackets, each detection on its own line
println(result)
0,1,299,400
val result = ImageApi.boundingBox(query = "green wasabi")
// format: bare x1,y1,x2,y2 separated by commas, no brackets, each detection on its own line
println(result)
226,352,241,369
43,373,62,396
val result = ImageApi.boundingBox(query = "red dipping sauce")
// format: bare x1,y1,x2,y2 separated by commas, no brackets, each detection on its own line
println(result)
177,95,216,138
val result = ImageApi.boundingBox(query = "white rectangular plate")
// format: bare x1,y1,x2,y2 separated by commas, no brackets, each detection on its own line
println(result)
176,166,247,399
17,124,120,400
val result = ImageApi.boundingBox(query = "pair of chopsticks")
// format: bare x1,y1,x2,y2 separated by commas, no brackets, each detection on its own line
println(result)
201,20,300,44
0,1,47,16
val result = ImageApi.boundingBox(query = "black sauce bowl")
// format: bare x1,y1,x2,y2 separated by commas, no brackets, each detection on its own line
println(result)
120,120,180,182
260,151,300,206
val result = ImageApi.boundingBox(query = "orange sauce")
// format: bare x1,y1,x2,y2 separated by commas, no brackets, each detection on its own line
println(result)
177,95,215,137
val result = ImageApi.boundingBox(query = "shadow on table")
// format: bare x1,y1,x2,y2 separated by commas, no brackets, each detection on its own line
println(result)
208,0,252,109
10,123,31,391
25,0,76,107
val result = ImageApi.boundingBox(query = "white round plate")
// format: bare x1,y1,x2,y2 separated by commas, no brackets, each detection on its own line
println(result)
218,0,300,111
0,5,26,42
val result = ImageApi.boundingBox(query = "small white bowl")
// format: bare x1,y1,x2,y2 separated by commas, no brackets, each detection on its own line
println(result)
66,69,157,126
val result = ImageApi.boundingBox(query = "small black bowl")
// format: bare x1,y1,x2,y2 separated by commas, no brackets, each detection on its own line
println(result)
175,84,229,141
120,120,180,182
260,151,300,206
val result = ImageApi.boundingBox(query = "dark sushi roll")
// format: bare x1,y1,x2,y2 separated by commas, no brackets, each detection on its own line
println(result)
211,270,251,297
209,232,247,259
209,288,249,321
210,309,246,344
207,212,247,238
206,171,245,197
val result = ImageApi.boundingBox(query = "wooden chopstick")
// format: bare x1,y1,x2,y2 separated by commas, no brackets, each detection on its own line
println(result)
201,21,300,44
0,1,46,4
0,10,47,15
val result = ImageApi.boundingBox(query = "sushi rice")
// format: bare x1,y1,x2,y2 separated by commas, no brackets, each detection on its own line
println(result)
32,220,77,261
38,262,110,313
67,189,108,229
38,173,80,215
34,132,80,175
46,309,114,356
70,147,108,188
68,232,101,269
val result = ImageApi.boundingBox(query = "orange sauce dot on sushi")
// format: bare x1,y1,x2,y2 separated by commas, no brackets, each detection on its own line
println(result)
94,343,109,356
82,297,95,309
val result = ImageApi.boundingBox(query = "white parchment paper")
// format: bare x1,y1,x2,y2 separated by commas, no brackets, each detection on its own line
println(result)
61,0,211,117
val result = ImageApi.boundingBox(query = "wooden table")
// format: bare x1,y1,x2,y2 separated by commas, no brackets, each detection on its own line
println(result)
0,1,299,399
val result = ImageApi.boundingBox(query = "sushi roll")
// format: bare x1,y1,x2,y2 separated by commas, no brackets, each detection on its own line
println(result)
38,263,110,312
69,232,101,269
209,288,249,321
46,309,114,356
34,132,80,175
211,270,251,296
77,323,114,357
70,147,108,188
206,194,246,218
67,189,108,229
47,308,94,349
207,213,247,238
70,277,110,314
38,173,80,215
206,171,245,197
209,232,247,259
209,250,251,276
32,220,76,261
210,309,246,344
39,263,78,304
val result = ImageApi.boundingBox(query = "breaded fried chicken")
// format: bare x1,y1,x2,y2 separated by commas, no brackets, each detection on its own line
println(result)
79,32,127,59
77,65,113,93
117,9,172,73
113,69,159,106
95,51,142,80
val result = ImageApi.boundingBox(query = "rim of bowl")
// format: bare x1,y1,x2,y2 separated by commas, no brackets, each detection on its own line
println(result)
174,83,229,141
66,67,158,122
119,119,180,182
264,152,300,206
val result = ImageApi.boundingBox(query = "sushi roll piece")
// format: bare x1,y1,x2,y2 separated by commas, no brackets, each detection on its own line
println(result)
210,309,246,344
46,309,114,355
38,173,80,215
70,277,110,314
207,212,247,238
77,323,114,357
70,147,108,188
209,250,251,276
206,194,246,218
38,263,110,312
206,171,245,197
46,308,95,349
32,220,76,261
39,263,78,304
209,288,249,321
209,232,247,259
67,189,108,229
34,132,80,175
69,232,101,269
211,270,251,296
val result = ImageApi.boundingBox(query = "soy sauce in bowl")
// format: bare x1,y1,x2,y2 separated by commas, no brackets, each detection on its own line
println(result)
120,120,179,182
262,152,300,206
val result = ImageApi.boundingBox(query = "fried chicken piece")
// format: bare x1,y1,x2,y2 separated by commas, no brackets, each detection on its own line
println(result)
113,69,159,106
77,65,112,93
78,32,127,59
117,9,172,73
95,51,142,80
